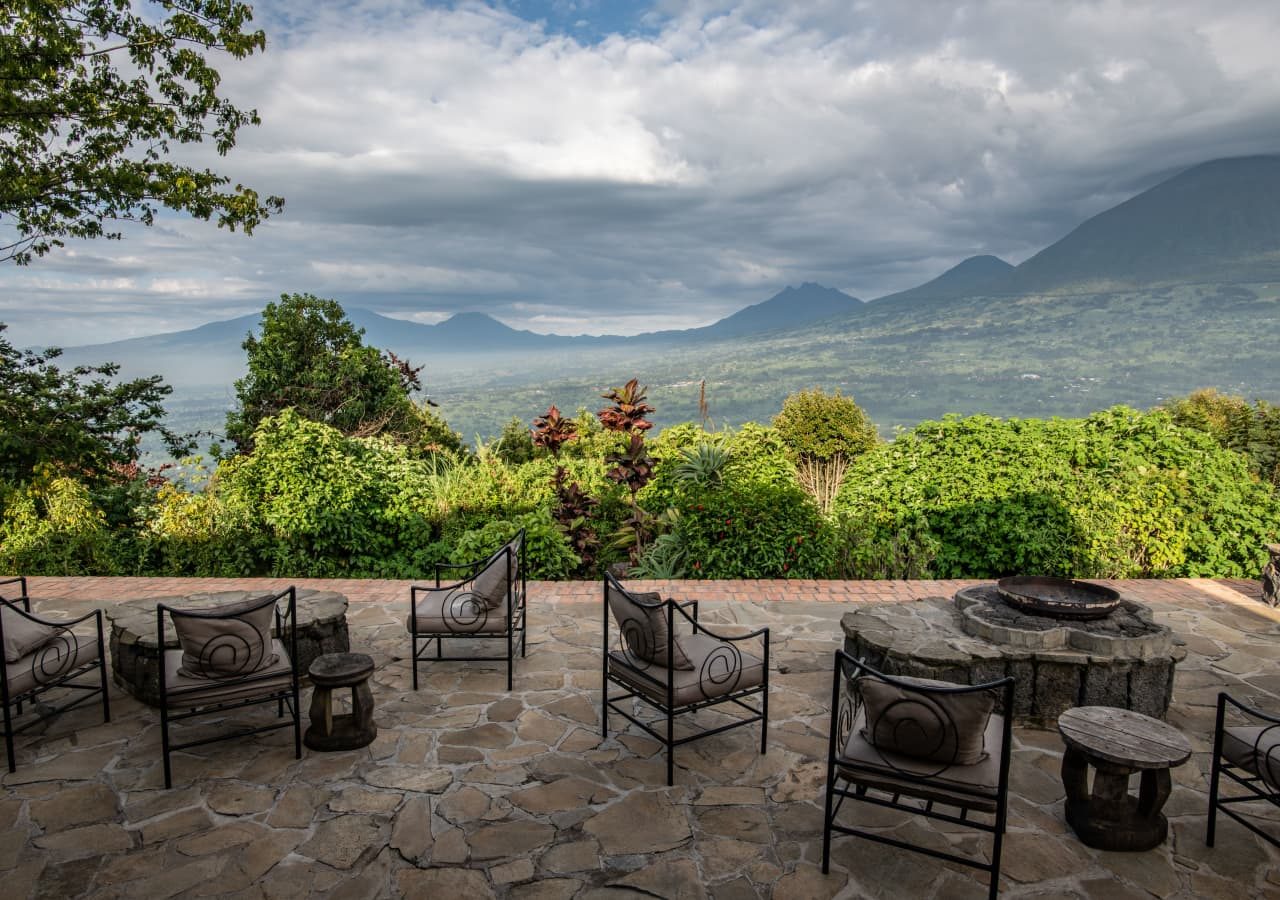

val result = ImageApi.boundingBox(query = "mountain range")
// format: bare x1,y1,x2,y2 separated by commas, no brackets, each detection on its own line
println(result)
51,154,1280,440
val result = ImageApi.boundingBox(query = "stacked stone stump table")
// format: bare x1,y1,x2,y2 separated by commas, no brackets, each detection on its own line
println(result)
106,589,350,706
1057,706,1192,851
305,652,377,752
1263,544,1280,608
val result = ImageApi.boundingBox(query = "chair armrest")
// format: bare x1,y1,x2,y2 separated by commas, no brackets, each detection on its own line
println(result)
412,576,482,595
670,601,767,645
1221,692,1280,725
0,598,101,631
0,576,30,611
433,559,485,588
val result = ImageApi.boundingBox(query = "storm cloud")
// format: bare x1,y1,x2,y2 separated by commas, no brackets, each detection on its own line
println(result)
4,0,1280,346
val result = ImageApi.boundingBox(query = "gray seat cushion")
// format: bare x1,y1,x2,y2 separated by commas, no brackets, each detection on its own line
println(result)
856,675,996,766
162,640,294,708
1223,724,1280,791
407,588,511,635
2,604,57,664
837,708,1005,813
4,631,101,698
471,535,522,610
609,633,764,706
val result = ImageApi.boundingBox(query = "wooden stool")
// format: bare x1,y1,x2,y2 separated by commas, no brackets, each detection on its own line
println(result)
305,652,377,751
1057,706,1192,851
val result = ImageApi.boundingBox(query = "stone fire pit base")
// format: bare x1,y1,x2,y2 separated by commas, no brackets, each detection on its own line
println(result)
107,589,351,706
841,596,1185,726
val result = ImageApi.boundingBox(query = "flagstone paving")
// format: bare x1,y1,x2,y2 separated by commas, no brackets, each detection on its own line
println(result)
3,576,1279,898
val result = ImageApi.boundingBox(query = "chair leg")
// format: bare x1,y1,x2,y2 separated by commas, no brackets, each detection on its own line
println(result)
98,655,111,723
761,688,768,755
411,635,419,691
160,703,173,789
666,706,675,786
988,823,1005,899
3,702,15,773
293,688,302,760
1208,757,1218,850
507,628,514,692
821,778,836,874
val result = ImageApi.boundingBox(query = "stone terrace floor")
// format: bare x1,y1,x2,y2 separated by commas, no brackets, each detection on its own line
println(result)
3,576,1279,899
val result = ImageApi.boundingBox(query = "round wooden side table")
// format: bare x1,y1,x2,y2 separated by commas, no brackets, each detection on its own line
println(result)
1057,705,1192,851
305,652,377,752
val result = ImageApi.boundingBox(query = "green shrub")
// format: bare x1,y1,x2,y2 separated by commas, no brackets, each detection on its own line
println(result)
676,480,834,579
0,474,120,574
448,509,579,580
1165,388,1280,487
772,388,878,461
491,416,536,465
832,512,939,579
833,407,1280,578
216,410,438,577
141,479,264,577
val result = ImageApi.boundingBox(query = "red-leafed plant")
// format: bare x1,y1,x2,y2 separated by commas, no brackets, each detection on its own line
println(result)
533,405,598,572
532,405,578,455
599,380,657,565
597,379,655,433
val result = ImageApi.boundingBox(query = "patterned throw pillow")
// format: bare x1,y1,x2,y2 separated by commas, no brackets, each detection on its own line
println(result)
173,595,278,679
606,581,694,670
857,675,995,766
2,603,57,663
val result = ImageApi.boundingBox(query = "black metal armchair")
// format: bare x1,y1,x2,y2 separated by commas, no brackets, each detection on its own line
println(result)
158,587,301,788
408,529,526,691
1207,691,1279,848
1,576,110,773
822,651,1014,900
601,572,769,786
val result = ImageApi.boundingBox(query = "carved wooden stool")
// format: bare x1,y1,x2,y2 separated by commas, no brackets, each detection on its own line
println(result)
1058,706,1192,851
305,652,377,751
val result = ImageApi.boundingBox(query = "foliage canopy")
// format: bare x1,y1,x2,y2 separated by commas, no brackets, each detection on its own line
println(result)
0,322,191,483
0,0,283,263
225,294,426,451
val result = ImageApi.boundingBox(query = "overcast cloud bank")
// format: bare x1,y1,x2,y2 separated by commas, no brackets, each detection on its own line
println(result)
4,0,1280,347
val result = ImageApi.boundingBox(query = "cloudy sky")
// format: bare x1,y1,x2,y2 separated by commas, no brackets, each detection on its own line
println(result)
4,0,1280,347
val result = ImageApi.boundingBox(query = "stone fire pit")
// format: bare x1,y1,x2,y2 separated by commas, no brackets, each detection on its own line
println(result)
841,585,1186,725
107,589,350,706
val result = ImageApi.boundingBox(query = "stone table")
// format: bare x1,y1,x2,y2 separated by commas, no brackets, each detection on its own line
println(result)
106,589,350,706
1057,705,1193,851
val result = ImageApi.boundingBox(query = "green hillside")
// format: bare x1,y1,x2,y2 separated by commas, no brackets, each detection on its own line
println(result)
425,282,1280,440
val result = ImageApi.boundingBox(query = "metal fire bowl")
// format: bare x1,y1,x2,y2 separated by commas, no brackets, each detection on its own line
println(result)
995,576,1122,620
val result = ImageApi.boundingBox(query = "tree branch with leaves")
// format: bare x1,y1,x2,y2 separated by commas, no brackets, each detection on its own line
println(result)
1,0,284,263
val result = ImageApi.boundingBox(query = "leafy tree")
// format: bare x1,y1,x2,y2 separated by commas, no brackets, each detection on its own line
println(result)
773,388,878,514
1165,389,1280,487
225,294,423,451
491,416,535,465
0,322,192,483
1,0,283,263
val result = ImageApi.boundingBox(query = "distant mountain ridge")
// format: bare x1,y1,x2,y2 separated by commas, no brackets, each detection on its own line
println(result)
51,153,1280,391
871,255,1014,307
1001,154,1280,292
